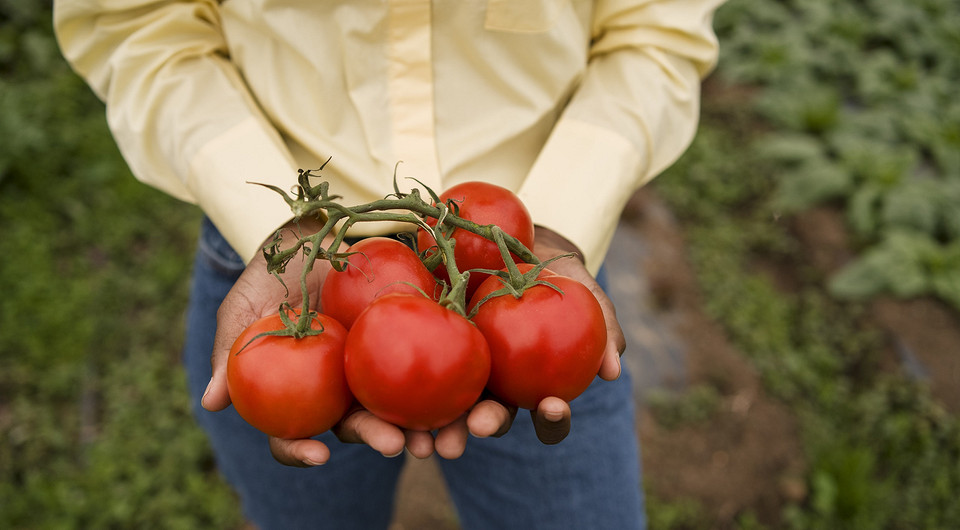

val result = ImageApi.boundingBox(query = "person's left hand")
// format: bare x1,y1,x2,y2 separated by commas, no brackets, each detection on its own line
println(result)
436,225,627,448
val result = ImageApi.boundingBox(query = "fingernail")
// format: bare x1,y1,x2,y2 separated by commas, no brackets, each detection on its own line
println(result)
544,409,564,422
384,449,404,458
302,458,324,467
201,379,212,407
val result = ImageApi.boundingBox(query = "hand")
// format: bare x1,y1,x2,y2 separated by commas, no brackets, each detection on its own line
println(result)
201,220,517,465
516,226,627,444
200,219,419,466
452,226,627,448
532,225,626,381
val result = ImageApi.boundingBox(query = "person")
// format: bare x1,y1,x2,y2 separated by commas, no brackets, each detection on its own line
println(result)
54,1,722,528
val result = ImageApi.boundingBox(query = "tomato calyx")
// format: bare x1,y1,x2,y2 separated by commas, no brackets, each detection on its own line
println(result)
234,304,328,355
466,228,576,318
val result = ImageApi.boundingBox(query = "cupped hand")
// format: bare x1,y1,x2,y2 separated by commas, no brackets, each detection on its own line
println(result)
422,226,626,450
515,226,627,444
436,226,626,449
201,221,509,465
200,218,348,466
203,222,622,464
199,220,406,465
532,225,625,382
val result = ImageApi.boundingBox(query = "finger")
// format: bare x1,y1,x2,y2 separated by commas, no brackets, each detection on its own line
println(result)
202,298,254,412
269,437,331,467
531,396,571,445
404,430,435,459
466,399,517,438
333,408,406,457
435,414,469,460
598,347,622,381
532,241,626,382
582,274,626,382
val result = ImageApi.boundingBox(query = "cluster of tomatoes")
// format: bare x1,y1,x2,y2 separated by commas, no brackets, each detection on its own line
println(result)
226,182,607,440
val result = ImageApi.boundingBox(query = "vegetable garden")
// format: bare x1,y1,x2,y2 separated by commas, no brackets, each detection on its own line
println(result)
1,1,958,528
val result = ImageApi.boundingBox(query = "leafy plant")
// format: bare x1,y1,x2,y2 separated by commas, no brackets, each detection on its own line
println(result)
713,0,960,311
1,2,241,528
651,2,960,521
646,385,721,430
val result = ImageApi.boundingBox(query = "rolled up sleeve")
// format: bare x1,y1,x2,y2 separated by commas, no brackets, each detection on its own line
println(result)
518,0,723,274
54,0,297,263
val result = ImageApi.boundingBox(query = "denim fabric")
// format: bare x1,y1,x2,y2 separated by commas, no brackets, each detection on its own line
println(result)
182,218,646,529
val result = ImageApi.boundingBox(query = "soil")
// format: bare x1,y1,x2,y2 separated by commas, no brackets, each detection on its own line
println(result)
387,189,960,529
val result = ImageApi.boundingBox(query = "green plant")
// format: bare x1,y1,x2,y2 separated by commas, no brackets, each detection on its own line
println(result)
713,0,960,311
646,386,721,430
650,2,960,520
1,3,241,527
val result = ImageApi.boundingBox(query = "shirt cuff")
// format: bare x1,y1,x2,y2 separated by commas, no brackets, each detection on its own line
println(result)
517,118,645,276
187,117,302,264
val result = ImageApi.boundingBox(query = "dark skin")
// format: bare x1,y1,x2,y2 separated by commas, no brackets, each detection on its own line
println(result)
201,220,625,465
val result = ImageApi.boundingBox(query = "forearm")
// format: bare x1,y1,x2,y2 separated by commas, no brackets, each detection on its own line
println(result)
54,0,299,262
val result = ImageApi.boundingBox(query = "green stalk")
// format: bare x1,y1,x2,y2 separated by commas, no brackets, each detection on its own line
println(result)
255,174,540,334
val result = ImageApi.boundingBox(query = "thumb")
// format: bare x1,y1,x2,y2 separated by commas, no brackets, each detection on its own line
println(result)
202,295,255,411
531,396,571,445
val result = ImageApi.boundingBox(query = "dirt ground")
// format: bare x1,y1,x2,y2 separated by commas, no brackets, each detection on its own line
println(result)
388,189,960,529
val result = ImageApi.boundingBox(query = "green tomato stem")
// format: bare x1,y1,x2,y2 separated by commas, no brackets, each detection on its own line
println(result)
255,170,541,331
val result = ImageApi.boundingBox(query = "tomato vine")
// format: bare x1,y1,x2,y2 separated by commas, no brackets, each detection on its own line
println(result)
252,160,543,335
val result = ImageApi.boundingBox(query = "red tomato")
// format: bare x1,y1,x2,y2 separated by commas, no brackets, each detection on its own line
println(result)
469,267,606,410
321,237,438,329
344,293,491,431
417,181,535,298
227,312,352,439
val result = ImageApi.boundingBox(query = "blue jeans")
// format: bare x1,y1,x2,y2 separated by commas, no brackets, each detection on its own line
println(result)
183,218,646,529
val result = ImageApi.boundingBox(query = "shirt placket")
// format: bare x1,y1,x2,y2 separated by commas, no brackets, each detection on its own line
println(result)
387,0,442,191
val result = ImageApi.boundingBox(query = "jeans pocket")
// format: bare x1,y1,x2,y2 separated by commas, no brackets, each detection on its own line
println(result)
484,0,565,33
197,217,246,278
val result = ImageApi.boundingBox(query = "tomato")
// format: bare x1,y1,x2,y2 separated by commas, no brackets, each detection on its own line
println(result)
227,311,352,439
321,237,438,329
344,293,491,431
417,181,535,298
468,266,606,410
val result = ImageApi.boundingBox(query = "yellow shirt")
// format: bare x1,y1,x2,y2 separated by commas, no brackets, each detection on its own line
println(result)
54,0,722,274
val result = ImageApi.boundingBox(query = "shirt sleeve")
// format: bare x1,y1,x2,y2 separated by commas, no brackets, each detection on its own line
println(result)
517,0,724,274
53,0,299,263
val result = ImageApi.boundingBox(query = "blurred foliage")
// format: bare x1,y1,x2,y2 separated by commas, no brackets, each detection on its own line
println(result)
714,0,960,309
0,2,240,528
646,385,721,430
645,491,711,530
651,1,960,527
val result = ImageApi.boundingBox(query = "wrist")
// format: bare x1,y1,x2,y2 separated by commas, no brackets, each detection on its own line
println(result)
534,225,585,263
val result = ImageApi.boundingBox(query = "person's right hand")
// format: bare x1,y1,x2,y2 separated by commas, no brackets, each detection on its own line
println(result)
198,220,514,465
199,219,417,465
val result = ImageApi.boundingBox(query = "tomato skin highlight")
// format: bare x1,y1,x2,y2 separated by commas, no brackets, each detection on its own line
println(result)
344,293,491,431
469,268,606,410
227,312,353,439
321,237,438,329
417,181,535,297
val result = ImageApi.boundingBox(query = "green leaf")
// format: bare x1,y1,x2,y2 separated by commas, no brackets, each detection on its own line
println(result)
847,184,884,238
829,231,945,300
880,180,941,235
774,158,853,213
